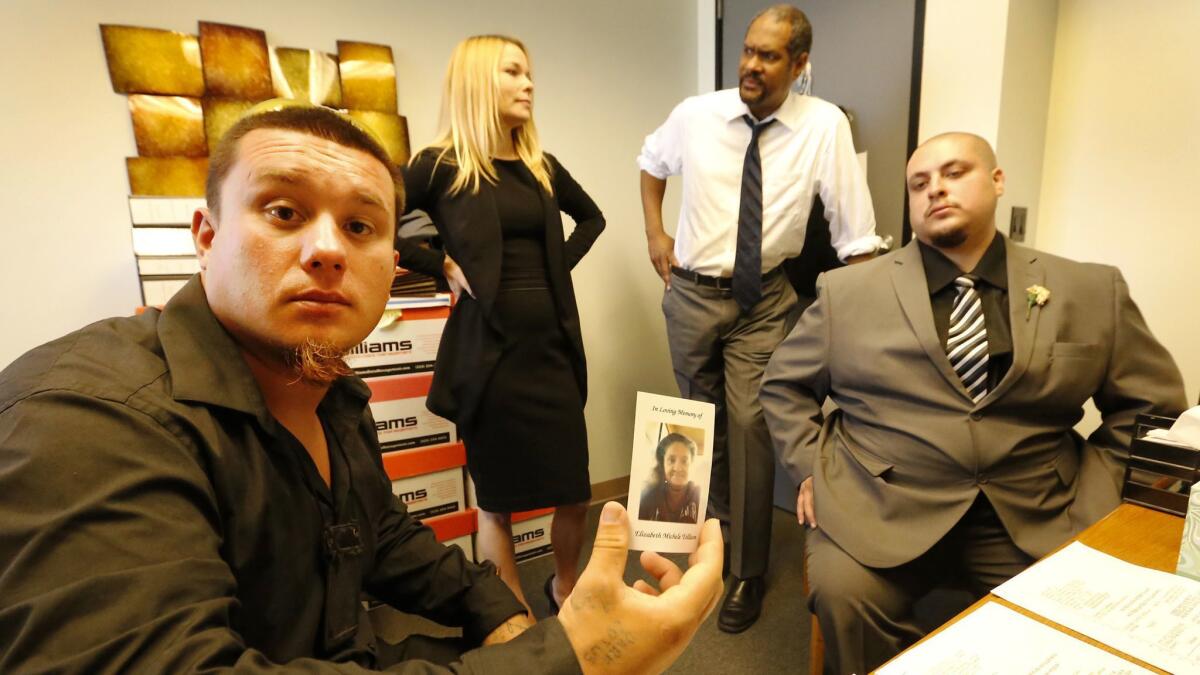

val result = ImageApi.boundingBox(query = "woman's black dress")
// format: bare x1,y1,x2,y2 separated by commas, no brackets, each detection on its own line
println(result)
462,159,590,512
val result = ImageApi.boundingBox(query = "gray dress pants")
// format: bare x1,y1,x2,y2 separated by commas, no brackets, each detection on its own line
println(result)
662,270,798,578
807,495,1034,674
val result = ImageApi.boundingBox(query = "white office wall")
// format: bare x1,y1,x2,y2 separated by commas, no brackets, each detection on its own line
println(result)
0,0,701,485
1036,0,1199,404
696,0,716,94
917,0,1009,146
994,0,1058,245
919,0,1058,244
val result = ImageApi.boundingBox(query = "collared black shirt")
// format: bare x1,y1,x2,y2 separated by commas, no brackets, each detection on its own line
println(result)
920,233,1013,392
0,277,579,673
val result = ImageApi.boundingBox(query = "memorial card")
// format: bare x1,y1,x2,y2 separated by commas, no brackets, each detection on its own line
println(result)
627,392,715,554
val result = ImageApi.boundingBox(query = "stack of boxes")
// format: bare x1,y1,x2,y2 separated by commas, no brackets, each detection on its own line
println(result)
346,298,478,561
352,299,555,566
128,196,204,306
464,475,555,564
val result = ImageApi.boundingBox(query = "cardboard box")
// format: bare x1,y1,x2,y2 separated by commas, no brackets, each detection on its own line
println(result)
367,374,456,452
464,468,555,563
383,442,467,479
347,305,449,379
511,508,555,563
424,508,477,562
390,466,466,520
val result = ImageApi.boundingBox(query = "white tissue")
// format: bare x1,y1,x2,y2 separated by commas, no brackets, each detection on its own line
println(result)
1146,406,1200,450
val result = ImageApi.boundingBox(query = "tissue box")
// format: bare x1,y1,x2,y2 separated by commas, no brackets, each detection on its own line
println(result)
1122,414,1199,516
1177,483,1200,581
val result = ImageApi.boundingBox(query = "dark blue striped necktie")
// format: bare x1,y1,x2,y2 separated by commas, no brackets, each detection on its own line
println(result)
734,114,776,313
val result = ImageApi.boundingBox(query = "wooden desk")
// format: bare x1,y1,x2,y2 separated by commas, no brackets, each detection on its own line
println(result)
877,503,1185,673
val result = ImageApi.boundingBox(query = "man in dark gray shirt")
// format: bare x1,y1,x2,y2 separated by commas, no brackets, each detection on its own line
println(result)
0,103,723,673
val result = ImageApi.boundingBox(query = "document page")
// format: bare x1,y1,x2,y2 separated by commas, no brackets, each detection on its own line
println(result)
877,601,1151,674
992,541,1200,674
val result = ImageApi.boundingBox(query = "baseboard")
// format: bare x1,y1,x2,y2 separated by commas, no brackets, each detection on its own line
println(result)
590,475,629,505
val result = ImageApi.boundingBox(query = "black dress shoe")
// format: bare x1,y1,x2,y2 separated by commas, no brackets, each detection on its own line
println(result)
718,576,764,633
544,574,560,615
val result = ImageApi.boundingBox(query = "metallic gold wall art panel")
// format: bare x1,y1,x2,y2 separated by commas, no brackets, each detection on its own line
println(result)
126,157,209,196
100,25,204,96
198,22,273,101
129,95,206,157
347,111,410,166
337,41,397,113
202,98,256,154
271,47,343,107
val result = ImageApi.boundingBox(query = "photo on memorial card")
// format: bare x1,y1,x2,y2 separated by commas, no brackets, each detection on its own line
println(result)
637,423,706,524
627,392,715,554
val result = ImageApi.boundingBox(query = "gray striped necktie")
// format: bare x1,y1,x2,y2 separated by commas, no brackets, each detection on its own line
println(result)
733,115,776,313
947,275,989,402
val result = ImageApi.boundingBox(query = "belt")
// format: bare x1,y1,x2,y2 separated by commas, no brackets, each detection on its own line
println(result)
670,265,783,291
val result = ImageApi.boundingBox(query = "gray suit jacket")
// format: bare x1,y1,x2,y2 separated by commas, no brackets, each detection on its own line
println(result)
761,236,1187,568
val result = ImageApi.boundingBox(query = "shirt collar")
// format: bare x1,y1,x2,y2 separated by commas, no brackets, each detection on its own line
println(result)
722,89,802,131
157,276,371,429
918,231,1009,295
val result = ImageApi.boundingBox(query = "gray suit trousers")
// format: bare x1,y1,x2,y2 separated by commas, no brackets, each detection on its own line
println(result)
662,271,798,577
807,495,1034,674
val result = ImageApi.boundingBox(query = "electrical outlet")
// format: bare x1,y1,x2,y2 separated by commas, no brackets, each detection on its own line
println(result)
1010,206,1028,242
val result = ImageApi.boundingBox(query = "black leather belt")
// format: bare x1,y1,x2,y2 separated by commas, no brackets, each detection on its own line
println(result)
670,265,783,291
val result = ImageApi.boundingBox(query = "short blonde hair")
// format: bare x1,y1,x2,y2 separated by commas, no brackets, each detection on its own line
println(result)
426,35,553,195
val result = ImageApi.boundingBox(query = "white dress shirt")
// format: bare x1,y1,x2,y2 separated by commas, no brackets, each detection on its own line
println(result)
638,88,880,276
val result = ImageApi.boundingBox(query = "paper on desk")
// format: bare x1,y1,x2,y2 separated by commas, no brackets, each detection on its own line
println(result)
992,541,1200,674
877,601,1152,674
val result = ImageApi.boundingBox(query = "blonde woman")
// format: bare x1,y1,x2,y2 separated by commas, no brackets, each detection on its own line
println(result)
397,35,604,615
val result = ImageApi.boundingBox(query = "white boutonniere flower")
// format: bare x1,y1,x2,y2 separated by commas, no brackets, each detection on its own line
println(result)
1025,285,1050,319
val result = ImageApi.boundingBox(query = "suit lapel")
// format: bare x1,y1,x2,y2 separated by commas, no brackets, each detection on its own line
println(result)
890,243,972,400
982,239,1045,403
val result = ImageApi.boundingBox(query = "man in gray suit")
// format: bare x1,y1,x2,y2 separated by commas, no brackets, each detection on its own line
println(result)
760,132,1187,673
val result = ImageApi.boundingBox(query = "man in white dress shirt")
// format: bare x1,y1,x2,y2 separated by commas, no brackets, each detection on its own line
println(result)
637,4,880,633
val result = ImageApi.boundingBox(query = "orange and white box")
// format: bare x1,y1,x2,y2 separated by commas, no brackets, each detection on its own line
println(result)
346,306,449,379
384,443,467,520
511,508,555,563
424,508,477,561
465,475,555,562
367,374,456,452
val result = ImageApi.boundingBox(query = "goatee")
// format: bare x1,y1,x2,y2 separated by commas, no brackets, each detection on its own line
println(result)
930,227,969,249
286,338,354,386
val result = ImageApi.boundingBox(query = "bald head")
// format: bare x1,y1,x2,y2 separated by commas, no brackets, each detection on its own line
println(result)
905,131,1005,255
911,132,997,172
